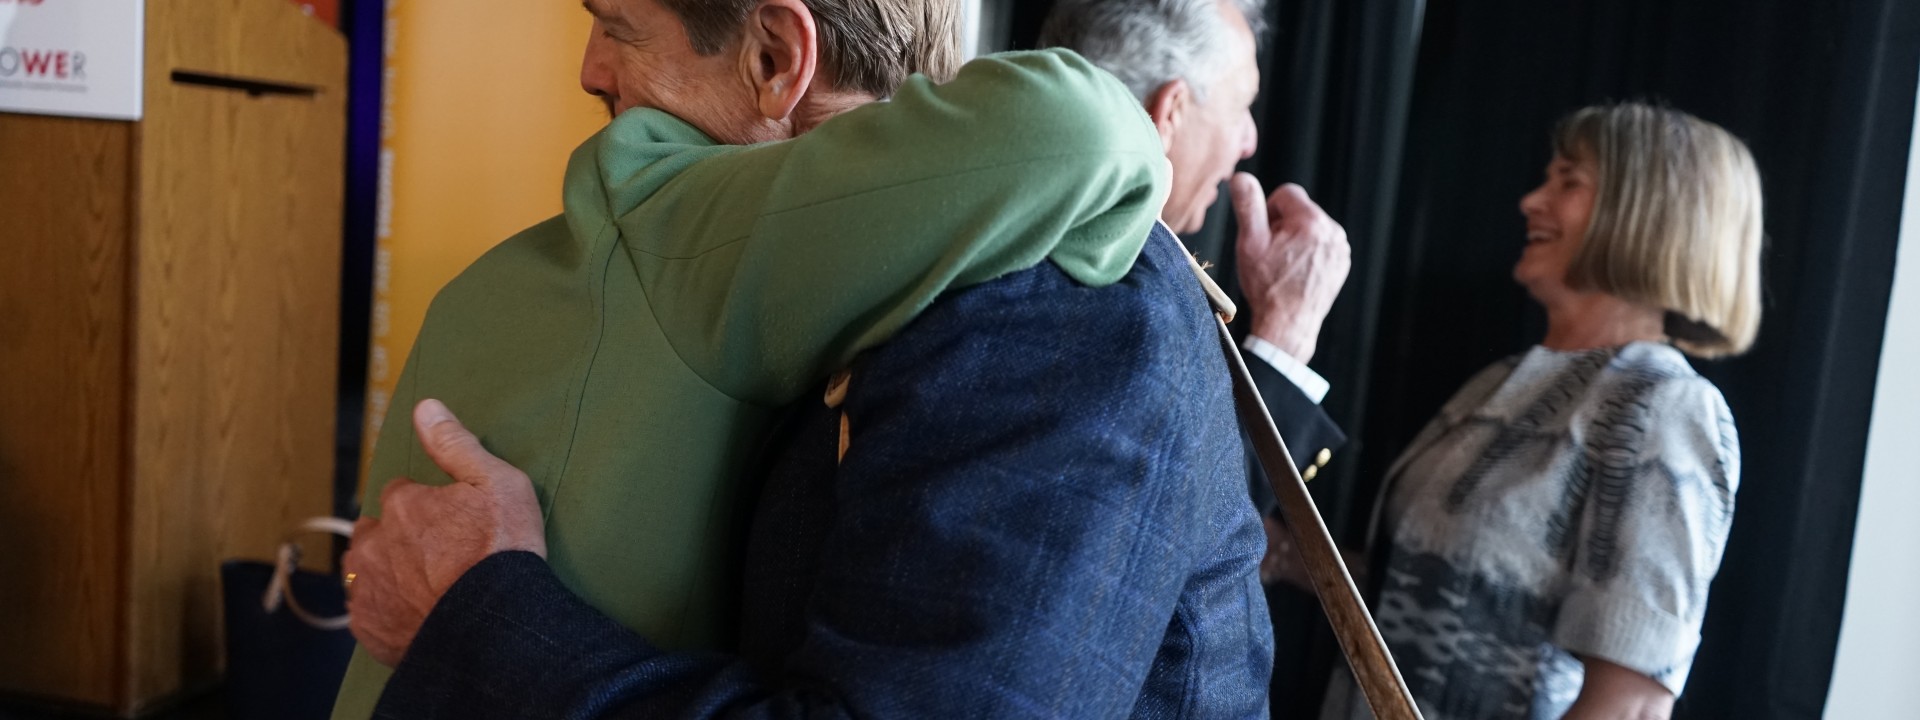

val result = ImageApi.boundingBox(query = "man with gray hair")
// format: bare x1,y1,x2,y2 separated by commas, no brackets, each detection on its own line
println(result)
1043,0,1353,560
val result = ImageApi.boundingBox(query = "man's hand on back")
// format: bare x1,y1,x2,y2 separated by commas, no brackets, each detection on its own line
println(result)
344,399,548,667
1230,172,1350,364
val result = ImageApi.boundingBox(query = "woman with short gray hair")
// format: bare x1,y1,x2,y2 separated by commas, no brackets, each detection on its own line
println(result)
1318,103,1762,720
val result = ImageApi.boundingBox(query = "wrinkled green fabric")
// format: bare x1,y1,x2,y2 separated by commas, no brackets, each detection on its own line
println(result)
333,49,1168,719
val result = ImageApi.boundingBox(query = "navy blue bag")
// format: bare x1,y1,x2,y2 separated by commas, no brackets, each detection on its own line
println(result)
219,518,356,720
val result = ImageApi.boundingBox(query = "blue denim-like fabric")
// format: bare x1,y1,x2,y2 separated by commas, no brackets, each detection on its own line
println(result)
376,225,1274,719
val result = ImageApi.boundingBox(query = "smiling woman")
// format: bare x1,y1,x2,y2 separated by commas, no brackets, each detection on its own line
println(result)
1321,103,1765,720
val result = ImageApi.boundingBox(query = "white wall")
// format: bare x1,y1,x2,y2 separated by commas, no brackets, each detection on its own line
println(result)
972,0,1014,56
1824,73,1920,718
961,0,982,61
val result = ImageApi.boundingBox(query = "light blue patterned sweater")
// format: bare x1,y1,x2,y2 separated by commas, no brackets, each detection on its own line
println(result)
1324,342,1739,720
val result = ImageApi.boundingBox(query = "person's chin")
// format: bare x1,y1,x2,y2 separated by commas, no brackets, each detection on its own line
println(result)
1513,264,1567,302
1513,246,1552,281
1512,260,1538,286
1182,201,1216,234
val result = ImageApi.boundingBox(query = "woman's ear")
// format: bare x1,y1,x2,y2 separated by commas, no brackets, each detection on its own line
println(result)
1144,78,1190,151
738,0,819,123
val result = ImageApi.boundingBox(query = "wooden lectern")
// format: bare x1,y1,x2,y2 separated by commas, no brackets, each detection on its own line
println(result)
0,1,345,715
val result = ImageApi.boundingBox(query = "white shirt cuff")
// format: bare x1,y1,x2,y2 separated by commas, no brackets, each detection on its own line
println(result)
1241,335,1331,404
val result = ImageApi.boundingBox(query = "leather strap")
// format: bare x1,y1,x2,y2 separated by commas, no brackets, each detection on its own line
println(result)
1182,240,1424,720
265,516,356,631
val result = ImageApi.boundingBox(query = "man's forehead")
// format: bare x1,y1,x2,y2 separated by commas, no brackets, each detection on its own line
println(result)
582,0,626,22
1231,61,1260,104
1212,0,1261,101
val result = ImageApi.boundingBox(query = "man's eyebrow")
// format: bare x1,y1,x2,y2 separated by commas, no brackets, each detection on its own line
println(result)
581,0,611,21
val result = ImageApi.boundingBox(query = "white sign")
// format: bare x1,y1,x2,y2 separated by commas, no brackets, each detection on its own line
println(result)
0,0,144,121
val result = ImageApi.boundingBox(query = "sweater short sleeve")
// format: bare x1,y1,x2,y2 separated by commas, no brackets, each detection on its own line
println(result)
1552,374,1740,694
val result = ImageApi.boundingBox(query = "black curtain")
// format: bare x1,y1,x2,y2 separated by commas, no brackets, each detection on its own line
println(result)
1370,2,1917,718
1005,0,1913,716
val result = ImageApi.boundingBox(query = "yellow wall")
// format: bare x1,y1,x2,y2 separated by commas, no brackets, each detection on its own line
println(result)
364,0,607,484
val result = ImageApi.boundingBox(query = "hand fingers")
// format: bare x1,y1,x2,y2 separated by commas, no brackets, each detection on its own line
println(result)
342,516,380,579
344,574,396,665
413,399,519,489
341,518,377,609
342,519,400,665
350,515,381,541
1267,183,1327,223
340,546,359,583
1268,184,1350,258
1230,172,1270,249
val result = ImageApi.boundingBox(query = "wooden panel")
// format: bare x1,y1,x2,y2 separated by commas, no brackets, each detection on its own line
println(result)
122,1,347,711
147,0,346,89
0,114,134,708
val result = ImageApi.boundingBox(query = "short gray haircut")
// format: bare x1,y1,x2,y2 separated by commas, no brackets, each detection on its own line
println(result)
659,0,963,97
1038,0,1267,103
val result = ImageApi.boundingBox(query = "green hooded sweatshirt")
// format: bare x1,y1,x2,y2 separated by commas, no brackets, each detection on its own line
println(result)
332,49,1170,718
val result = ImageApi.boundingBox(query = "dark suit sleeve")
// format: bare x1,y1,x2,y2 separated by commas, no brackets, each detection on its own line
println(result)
1241,345,1347,516
373,551,719,720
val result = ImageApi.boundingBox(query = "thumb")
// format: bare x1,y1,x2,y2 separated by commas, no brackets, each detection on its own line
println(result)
1230,172,1270,250
413,399,518,489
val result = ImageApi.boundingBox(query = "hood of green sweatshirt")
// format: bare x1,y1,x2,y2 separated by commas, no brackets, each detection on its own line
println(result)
559,108,738,251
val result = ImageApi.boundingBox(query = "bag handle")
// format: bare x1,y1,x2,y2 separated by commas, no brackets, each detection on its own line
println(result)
1178,238,1424,720
263,516,356,631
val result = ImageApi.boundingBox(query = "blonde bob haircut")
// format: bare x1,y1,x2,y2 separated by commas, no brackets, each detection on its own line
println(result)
1553,103,1765,358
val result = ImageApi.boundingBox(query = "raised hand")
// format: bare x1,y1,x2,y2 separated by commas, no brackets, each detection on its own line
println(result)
1230,172,1351,363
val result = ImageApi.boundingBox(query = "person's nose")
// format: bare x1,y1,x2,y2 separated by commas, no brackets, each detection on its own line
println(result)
1519,183,1548,218
1239,112,1259,160
579,30,617,103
